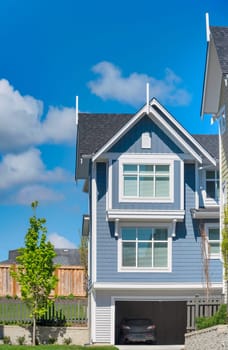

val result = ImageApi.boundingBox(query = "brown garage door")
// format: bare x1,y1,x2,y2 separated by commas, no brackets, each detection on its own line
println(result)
115,300,187,345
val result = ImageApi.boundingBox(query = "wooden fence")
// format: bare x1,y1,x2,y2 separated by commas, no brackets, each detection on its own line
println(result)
186,294,224,332
0,265,86,297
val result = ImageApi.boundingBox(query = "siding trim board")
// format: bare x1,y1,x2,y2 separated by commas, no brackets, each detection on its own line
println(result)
107,210,185,220
93,282,223,290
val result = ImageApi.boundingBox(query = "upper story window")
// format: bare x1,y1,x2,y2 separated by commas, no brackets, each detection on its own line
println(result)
206,170,219,201
123,164,170,199
119,225,171,271
205,224,220,259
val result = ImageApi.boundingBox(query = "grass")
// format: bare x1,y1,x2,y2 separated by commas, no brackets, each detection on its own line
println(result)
0,346,118,350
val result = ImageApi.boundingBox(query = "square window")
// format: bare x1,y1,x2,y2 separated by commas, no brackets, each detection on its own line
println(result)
120,226,170,270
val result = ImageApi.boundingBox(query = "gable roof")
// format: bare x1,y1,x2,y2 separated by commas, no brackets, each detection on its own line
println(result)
76,99,217,179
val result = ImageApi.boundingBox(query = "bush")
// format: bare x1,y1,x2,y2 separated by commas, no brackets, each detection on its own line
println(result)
196,304,227,330
47,336,57,344
3,336,11,344
63,337,72,345
17,335,26,345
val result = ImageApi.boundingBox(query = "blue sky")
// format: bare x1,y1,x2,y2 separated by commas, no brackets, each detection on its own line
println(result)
0,0,227,261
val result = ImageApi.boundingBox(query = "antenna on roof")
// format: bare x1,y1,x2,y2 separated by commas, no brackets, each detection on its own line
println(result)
205,13,210,42
76,95,79,126
146,82,150,115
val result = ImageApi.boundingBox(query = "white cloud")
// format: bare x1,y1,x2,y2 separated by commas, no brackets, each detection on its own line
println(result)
88,61,191,107
0,148,69,189
48,233,76,249
0,79,76,153
10,185,64,205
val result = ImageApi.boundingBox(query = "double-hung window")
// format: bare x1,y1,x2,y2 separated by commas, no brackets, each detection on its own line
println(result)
123,164,170,199
207,226,220,258
206,170,220,202
120,226,171,271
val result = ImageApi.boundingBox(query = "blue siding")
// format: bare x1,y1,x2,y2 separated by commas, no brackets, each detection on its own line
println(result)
109,115,183,154
96,162,222,283
112,159,181,210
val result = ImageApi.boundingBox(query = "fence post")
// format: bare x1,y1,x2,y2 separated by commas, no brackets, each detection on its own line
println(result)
195,294,199,319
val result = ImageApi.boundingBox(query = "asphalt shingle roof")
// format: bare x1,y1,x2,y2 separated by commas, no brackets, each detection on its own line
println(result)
210,26,228,74
77,113,218,160
0,248,81,266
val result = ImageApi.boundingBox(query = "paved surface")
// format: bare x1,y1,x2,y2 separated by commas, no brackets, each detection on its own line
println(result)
117,345,184,350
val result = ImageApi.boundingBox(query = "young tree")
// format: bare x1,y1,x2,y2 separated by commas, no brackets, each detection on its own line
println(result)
11,201,58,345
79,233,88,295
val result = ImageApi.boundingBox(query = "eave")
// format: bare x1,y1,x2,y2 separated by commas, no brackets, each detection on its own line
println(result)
201,36,223,117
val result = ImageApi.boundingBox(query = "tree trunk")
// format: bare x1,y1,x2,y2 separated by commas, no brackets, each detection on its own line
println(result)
32,315,36,346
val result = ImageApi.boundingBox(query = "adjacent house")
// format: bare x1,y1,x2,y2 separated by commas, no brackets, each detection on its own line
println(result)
201,23,228,295
76,98,222,345
0,248,86,297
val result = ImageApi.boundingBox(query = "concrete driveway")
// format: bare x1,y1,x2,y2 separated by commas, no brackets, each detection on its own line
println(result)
117,345,184,350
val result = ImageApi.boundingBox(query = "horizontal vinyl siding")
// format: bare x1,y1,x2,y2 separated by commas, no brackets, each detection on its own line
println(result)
109,115,183,154
96,162,222,284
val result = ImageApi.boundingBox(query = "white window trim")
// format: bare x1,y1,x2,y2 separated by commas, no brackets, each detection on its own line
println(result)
118,155,174,203
202,169,220,207
205,223,220,260
117,222,172,272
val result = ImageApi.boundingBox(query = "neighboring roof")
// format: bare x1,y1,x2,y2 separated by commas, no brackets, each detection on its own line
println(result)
210,26,228,74
192,134,219,160
0,248,81,266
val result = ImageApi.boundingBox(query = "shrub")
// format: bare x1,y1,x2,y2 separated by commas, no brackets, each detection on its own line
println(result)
48,336,57,344
17,335,26,345
63,336,72,345
3,336,11,344
196,304,227,330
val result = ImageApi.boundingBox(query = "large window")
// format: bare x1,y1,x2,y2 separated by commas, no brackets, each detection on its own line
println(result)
206,170,219,201
123,164,170,199
120,226,170,270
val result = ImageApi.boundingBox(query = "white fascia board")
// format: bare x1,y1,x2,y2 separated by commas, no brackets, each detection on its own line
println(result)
92,107,147,162
93,282,222,290
151,99,216,166
201,40,222,116
107,209,185,221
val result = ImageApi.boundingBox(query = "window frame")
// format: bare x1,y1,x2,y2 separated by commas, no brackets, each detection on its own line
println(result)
118,222,172,272
205,223,220,259
119,156,174,203
205,170,220,202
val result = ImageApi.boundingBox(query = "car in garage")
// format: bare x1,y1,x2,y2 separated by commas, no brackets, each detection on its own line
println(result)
120,318,157,344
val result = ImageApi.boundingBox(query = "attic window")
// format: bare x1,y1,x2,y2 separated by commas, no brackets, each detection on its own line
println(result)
141,132,151,149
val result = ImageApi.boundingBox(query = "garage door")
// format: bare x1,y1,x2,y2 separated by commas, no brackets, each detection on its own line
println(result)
115,300,187,345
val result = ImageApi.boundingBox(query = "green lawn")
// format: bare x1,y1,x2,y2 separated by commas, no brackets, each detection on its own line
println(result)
0,346,118,350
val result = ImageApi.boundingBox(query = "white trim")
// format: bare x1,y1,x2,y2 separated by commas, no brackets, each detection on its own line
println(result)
107,209,185,221
93,281,223,290
91,162,97,283
117,223,172,273
92,99,216,166
180,159,184,210
92,107,147,162
90,290,96,343
205,223,220,260
151,99,216,166
118,155,174,203
108,159,112,210
195,162,199,209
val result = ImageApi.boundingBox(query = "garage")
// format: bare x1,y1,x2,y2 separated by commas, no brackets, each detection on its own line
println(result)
115,300,187,345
